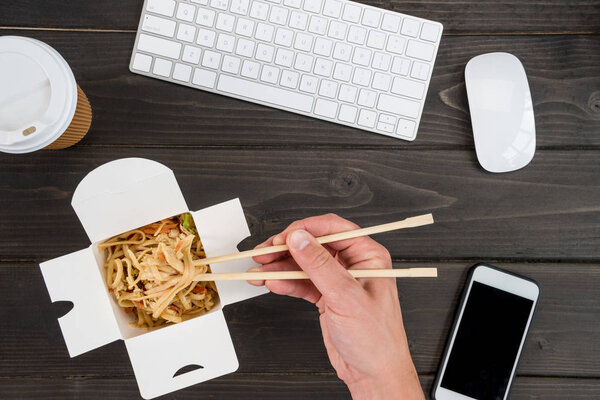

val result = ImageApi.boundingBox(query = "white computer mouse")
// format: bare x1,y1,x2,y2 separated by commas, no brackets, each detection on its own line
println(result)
465,52,536,173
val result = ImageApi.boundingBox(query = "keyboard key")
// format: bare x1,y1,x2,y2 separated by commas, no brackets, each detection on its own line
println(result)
218,74,314,112
294,53,314,72
323,0,342,18
332,42,352,61
372,72,391,91
372,52,391,71
342,3,361,23
338,84,357,102
357,89,376,107
421,22,440,42
338,104,357,123
280,70,300,88
299,74,318,93
147,0,176,17
196,28,216,47
352,67,371,86
347,25,366,45
303,0,323,13
352,48,371,66
132,53,152,72
406,40,435,61
366,31,386,49
192,0,209,4
138,34,181,59
328,21,347,40
410,61,430,80
261,65,280,83
391,77,425,99
153,58,173,77
231,0,250,15
319,79,338,98
196,8,216,26
173,63,192,81
314,37,333,56
386,35,405,55
396,118,416,137
333,62,352,81
357,109,376,127
314,57,333,77
216,33,235,52
401,18,420,37
177,23,197,42
235,18,255,36
377,121,395,133
379,114,397,125
294,33,313,51
192,67,217,87
235,38,255,57
362,9,381,28
202,50,222,69
314,98,338,118
182,45,202,64
222,55,241,73
275,48,294,67
176,3,196,22
255,22,275,41
377,93,420,118
216,13,235,31
275,28,294,47
142,14,176,37
211,0,229,10
289,11,309,29
391,57,410,75
256,43,275,62
250,1,269,20
308,16,328,35
381,13,401,33
241,59,260,78
284,0,302,8
270,6,289,25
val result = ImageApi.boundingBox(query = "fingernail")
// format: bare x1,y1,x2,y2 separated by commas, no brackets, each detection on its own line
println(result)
273,235,284,245
247,266,260,272
289,229,310,251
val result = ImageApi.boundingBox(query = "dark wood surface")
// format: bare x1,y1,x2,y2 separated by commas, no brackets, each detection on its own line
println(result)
1,0,599,399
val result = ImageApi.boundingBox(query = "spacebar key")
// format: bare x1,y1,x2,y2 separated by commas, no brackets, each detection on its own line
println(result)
217,75,314,113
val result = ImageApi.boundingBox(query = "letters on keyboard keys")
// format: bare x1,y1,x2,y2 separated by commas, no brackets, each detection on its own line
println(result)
138,34,181,59
132,0,442,142
377,93,420,118
406,40,435,61
142,14,176,37
218,74,314,112
147,0,176,17
391,76,425,99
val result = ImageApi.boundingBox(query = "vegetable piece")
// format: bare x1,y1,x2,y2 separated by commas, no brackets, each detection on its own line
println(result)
192,285,207,294
182,213,197,235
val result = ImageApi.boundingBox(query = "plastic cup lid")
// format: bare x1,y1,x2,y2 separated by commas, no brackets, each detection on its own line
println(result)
0,36,77,154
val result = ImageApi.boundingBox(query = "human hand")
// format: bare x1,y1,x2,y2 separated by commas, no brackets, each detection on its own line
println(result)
248,214,424,400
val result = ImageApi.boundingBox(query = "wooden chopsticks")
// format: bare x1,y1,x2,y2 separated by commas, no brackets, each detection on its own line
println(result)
191,213,436,281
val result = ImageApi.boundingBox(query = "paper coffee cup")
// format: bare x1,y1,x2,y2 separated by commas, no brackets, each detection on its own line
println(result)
0,36,92,153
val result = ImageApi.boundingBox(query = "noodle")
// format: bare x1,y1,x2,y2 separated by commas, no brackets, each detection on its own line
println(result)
101,213,218,328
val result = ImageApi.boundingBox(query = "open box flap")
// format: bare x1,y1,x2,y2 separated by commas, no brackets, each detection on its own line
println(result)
39,247,121,357
192,198,269,306
125,310,238,399
71,158,188,243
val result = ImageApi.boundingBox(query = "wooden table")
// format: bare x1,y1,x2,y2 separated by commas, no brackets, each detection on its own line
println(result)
1,1,599,398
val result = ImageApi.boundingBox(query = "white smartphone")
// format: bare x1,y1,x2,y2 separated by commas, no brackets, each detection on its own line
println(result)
432,263,540,400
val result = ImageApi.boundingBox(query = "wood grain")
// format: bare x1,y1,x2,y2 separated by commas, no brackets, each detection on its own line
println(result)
1,0,599,34
0,375,599,400
2,262,599,378
0,148,598,260
0,30,598,148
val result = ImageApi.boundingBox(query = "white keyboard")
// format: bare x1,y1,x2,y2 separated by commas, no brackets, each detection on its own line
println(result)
130,0,442,141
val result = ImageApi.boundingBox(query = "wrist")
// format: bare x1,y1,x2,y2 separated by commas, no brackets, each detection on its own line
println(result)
346,362,424,400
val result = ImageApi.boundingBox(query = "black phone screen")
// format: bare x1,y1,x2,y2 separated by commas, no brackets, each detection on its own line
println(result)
440,281,534,400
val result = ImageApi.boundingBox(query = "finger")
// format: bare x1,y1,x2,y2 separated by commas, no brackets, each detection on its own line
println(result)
287,229,363,304
247,260,322,303
252,234,288,265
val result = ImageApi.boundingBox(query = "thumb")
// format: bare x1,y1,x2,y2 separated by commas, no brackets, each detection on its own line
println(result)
287,229,362,301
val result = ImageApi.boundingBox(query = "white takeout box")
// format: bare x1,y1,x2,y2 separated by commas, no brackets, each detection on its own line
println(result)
39,158,268,399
